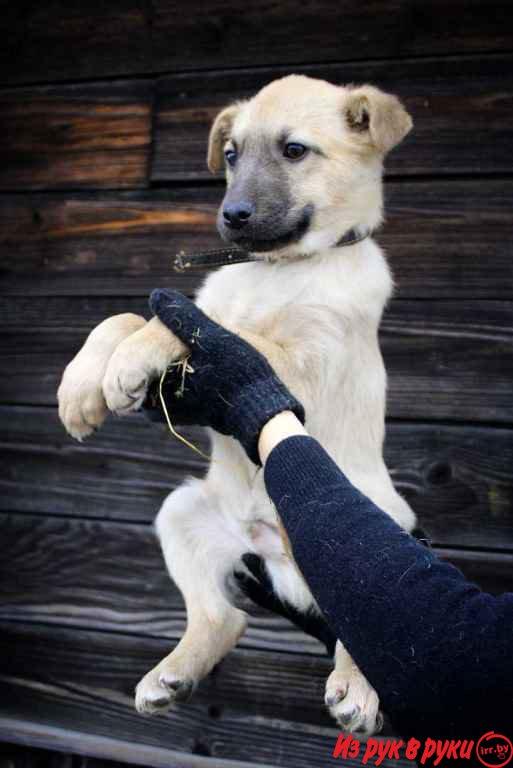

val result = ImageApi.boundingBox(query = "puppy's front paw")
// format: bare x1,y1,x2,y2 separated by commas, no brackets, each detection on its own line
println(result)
57,313,148,439
103,340,150,415
325,666,383,735
103,322,187,416
58,360,108,441
135,663,195,715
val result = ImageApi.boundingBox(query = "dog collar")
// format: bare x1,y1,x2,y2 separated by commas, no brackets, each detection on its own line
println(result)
173,226,372,272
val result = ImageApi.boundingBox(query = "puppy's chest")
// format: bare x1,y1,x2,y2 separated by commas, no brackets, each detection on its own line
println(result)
230,277,292,323
201,263,320,330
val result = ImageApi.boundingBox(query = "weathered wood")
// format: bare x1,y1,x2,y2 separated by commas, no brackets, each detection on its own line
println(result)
0,189,215,297
2,298,512,424
150,2,513,76
0,743,72,768
0,2,151,86
0,727,276,768
0,743,123,768
153,54,513,180
0,513,511,656
0,296,150,330
1,406,192,523
2,406,513,550
387,422,513,549
1,181,513,298
436,549,513,595
1,57,511,193
382,300,513,422
0,622,408,767
2,1,513,85
0,81,152,190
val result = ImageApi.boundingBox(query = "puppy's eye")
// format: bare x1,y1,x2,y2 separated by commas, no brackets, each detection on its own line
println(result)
283,142,308,160
224,148,237,167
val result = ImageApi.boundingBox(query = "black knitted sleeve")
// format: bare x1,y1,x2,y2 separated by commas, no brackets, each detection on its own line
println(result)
264,435,513,740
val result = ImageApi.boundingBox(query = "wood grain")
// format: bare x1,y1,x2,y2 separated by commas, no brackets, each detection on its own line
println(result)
0,732,274,768
1,297,512,424
153,54,513,179
1,181,512,298
0,81,152,190
2,406,513,550
0,748,152,768
0,513,511,655
0,743,75,768
1,405,189,523
2,1,513,85
0,621,405,766
0,2,150,86
0,189,216,296
382,300,513,422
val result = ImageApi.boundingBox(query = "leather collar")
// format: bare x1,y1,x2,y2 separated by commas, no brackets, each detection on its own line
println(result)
173,227,372,273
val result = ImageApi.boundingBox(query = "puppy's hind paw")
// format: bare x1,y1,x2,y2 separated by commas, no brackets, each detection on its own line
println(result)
325,667,382,735
135,665,195,715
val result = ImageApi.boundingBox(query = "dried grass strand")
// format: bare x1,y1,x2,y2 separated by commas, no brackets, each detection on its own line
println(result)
158,362,211,462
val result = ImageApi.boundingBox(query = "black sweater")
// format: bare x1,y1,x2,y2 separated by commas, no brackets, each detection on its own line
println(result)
264,436,513,741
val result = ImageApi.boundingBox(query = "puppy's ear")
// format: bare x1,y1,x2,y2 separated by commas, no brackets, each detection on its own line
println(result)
344,86,412,154
207,103,242,173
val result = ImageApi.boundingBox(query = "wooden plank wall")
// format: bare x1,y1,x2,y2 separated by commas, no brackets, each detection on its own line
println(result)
1,2,513,766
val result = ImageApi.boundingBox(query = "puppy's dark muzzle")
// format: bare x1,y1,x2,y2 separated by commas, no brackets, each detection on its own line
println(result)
218,204,314,252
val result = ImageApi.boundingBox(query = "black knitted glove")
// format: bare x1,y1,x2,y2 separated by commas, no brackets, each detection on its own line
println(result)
146,288,305,465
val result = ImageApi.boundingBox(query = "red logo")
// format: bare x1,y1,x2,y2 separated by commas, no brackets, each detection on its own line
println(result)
332,732,513,766
476,732,513,768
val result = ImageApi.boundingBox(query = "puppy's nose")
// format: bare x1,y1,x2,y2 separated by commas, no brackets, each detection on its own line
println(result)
223,201,254,229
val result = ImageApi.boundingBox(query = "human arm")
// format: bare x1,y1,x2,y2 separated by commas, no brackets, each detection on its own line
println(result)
258,415,513,738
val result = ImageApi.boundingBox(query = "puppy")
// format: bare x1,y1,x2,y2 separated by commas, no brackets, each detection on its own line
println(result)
58,75,416,734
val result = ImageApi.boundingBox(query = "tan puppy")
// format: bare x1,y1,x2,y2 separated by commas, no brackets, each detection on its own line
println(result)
58,75,415,734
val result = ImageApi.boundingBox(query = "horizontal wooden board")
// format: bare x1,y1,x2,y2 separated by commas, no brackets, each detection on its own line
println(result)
381,300,513,422
0,189,215,297
153,54,513,179
2,1,513,85
0,734,269,768
0,740,160,768
434,549,513,595
0,2,151,86
0,622,408,767
2,406,513,549
0,743,108,768
0,81,152,190
0,514,511,657
1,181,513,298
1,298,512,424
0,405,191,523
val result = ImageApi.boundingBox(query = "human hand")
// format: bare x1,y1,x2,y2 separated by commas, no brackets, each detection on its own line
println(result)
146,289,305,464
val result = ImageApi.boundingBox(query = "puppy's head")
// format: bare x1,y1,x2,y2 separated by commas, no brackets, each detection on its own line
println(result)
208,75,412,258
